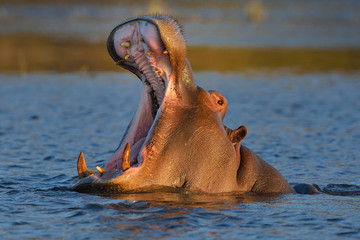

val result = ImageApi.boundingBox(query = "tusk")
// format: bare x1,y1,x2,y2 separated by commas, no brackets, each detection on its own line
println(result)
77,152,90,179
96,166,106,175
122,143,131,171
121,41,131,47
77,152,95,178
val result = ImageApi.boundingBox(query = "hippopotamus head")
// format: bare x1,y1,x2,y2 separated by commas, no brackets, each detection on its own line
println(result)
71,15,242,194
71,15,295,195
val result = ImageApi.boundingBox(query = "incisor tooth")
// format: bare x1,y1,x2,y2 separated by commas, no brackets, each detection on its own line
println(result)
124,54,130,60
121,41,131,47
122,143,131,171
96,166,106,175
115,60,124,65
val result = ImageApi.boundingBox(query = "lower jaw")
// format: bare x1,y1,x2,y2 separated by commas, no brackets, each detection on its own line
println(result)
105,83,162,172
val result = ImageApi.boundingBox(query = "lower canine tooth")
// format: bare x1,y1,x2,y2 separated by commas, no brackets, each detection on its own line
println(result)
122,143,131,171
163,50,169,54
77,152,90,179
124,54,130,60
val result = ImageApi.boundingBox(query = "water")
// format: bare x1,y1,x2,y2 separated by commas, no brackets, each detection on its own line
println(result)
1,72,360,239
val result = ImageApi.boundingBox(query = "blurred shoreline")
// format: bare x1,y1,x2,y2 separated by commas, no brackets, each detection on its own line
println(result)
1,34,359,74
1,0,359,74
2,0,359,48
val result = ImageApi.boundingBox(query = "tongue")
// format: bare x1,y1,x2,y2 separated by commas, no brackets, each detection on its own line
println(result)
104,83,154,170
104,137,146,171
130,137,145,164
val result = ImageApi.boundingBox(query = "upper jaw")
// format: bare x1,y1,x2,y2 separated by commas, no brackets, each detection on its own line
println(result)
107,17,172,110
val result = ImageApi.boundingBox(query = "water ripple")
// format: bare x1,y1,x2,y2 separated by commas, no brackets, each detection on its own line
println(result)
1,72,359,239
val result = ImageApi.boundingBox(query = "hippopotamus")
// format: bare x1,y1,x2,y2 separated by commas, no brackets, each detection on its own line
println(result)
71,15,315,194
209,90,317,194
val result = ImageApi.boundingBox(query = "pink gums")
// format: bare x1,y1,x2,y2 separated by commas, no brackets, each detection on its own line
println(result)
103,20,172,171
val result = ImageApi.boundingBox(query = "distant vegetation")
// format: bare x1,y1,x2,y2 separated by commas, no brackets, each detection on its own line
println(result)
1,34,359,74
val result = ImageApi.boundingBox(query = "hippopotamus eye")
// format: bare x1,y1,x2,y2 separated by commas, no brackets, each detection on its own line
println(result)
217,99,223,105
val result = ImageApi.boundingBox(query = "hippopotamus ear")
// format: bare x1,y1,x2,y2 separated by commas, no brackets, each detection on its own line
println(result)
226,125,248,143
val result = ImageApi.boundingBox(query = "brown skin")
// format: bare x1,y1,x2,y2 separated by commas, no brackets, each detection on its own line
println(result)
71,16,295,194
209,90,294,194
209,91,316,194
209,90,248,144
236,145,295,193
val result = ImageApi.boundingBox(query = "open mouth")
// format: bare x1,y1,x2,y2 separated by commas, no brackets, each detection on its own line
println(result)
76,17,176,179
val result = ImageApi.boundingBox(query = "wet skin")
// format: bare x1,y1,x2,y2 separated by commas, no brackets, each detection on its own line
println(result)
209,90,318,194
71,15,295,194
209,90,248,144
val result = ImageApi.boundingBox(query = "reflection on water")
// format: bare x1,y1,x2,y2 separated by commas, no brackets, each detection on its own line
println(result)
103,191,283,207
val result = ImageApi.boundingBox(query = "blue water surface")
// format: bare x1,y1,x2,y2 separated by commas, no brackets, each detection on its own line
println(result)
0,72,359,239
